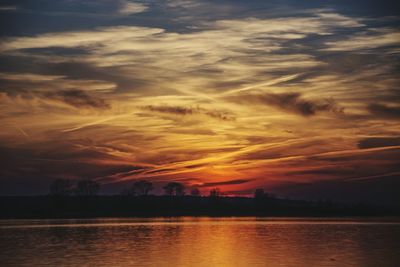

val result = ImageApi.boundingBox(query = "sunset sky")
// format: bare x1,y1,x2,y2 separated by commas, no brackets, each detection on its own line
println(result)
0,0,399,202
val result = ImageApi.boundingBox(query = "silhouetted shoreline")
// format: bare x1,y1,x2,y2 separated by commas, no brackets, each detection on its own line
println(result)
1,195,399,219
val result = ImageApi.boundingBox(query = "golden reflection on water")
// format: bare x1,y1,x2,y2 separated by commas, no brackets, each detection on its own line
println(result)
1,217,400,267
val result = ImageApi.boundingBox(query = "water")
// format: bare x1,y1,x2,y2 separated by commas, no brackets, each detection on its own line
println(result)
1,217,399,267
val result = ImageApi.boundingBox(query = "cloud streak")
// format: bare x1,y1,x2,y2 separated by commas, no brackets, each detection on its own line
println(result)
197,179,253,188
142,105,235,120
44,89,110,109
226,91,344,116
325,28,400,52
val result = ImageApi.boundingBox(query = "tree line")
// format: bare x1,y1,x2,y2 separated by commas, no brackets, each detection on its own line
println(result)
49,179,272,198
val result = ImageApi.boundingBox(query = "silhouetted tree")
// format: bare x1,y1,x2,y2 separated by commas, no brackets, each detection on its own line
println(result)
190,188,200,197
120,188,131,196
163,182,185,196
131,180,153,196
163,183,174,196
254,188,265,199
175,183,185,196
50,179,73,196
76,179,100,196
209,188,221,198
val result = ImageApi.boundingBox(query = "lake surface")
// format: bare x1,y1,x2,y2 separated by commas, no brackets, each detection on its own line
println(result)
1,217,400,267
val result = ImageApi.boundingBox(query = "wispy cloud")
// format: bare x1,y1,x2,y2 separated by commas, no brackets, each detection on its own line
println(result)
197,179,253,188
118,1,148,15
226,91,344,116
0,5,18,11
325,28,400,52
44,89,111,109
142,105,235,120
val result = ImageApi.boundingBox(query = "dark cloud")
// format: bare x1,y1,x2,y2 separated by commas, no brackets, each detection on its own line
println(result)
367,103,400,119
0,142,146,195
20,47,89,56
45,89,110,109
288,168,356,177
185,163,207,169
227,91,344,116
0,55,151,96
142,105,235,120
145,105,194,115
358,137,400,149
198,179,253,188
145,168,179,174
308,146,400,163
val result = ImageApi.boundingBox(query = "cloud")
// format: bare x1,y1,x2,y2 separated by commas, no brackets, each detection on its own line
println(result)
142,105,235,120
166,0,201,8
0,11,362,97
197,179,253,188
118,1,148,15
0,5,18,11
0,26,163,52
0,72,64,82
367,103,400,119
325,28,400,52
212,13,362,35
0,141,145,187
226,91,344,116
0,1,147,18
45,89,110,109
358,137,400,149
287,167,355,177
144,105,196,115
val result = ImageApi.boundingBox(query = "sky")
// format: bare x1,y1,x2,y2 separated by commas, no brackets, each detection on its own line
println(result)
0,0,399,203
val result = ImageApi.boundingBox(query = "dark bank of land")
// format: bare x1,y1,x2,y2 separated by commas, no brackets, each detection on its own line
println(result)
1,195,399,219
